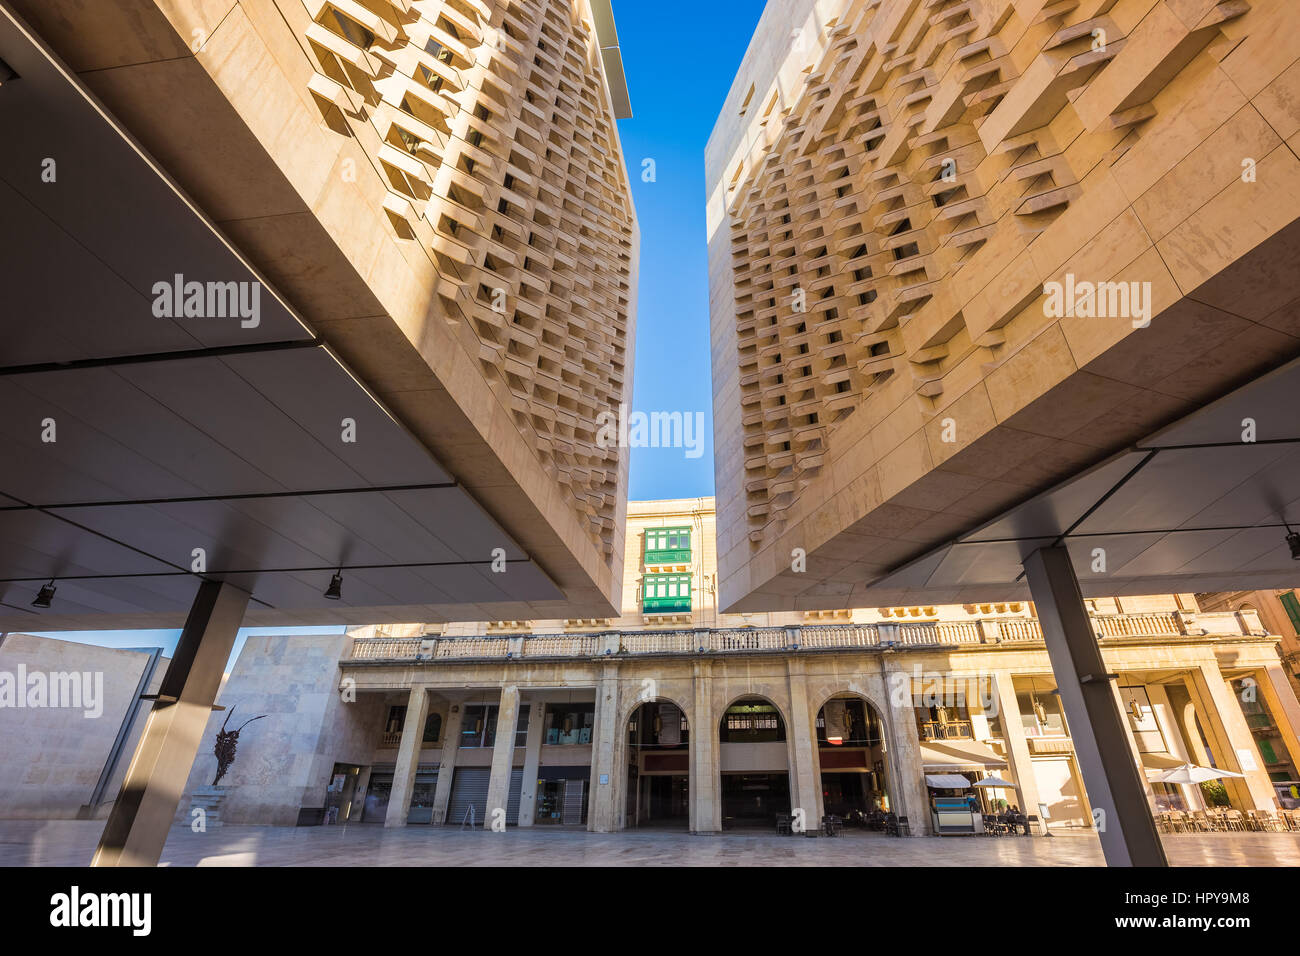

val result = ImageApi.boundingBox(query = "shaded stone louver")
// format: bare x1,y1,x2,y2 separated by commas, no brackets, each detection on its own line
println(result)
707,0,1300,611
300,0,639,559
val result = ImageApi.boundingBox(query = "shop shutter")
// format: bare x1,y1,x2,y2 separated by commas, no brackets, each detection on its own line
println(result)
447,768,491,827
563,778,585,825
507,769,524,824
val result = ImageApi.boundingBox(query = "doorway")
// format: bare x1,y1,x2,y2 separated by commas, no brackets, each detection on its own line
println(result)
720,772,790,826
324,763,362,824
626,700,690,829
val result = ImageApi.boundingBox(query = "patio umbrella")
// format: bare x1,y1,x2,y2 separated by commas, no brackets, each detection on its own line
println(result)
973,775,1016,788
1157,763,1245,785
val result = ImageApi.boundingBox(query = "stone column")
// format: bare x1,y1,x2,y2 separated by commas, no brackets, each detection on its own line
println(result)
516,696,546,827
1146,683,1202,811
484,684,520,830
1023,545,1166,866
1184,663,1277,809
1175,696,1212,767
92,580,250,867
353,765,373,822
785,658,823,831
385,685,430,828
879,656,930,836
991,671,1044,830
691,659,721,833
430,701,465,824
587,667,621,832
1259,664,1300,782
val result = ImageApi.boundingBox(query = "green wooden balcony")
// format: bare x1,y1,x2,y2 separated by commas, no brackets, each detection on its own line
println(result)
645,546,692,565
643,594,692,613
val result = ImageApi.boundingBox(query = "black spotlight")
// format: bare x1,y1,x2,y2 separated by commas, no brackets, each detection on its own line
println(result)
32,579,56,608
1288,528,1300,561
324,570,343,600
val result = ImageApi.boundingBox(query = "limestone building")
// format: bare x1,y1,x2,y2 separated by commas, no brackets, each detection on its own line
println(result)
705,0,1300,613
1199,589,1300,695
3,0,639,625
179,498,1300,836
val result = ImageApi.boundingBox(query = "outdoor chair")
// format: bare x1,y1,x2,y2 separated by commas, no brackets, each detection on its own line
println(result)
1252,810,1282,832
1224,809,1246,831
775,814,793,835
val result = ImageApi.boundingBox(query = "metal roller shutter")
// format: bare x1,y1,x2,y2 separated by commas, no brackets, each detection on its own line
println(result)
448,768,525,827
507,768,524,825
447,768,490,827
563,779,585,825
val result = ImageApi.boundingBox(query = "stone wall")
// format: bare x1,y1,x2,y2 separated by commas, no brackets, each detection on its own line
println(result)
176,632,384,826
0,634,165,819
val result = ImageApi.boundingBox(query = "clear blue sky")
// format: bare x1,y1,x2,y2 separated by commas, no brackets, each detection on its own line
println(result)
616,1,767,500
26,2,767,658
25,627,346,669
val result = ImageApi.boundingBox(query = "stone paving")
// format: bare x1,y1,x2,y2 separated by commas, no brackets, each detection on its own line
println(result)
3,820,1300,866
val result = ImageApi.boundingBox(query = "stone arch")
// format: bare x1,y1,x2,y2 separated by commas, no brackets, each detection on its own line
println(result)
718,691,791,735
812,687,897,821
622,693,693,831
715,693,794,828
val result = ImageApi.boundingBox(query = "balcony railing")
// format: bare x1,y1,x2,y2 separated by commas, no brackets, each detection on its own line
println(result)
642,597,692,613
920,720,973,741
341,609,1266,664
644,547,691,565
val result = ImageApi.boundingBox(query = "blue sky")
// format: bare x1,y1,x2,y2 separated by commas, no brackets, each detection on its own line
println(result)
26,627,345,668
615,1,767,500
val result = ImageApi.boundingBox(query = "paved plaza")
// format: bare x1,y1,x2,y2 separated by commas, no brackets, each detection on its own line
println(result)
3,821,1298,867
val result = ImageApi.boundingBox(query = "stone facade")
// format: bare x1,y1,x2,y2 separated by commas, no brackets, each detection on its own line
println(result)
205,609,1300,835
175,633,386,826
197,499,1300,834
706,0,1300,613
11,0,640,621
0,635,166,819
1199,589,1300,695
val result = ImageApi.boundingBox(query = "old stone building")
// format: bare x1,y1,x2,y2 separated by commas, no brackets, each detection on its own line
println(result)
183,499,1300,836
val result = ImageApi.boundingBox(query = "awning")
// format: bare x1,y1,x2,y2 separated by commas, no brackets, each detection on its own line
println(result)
1140,752,1185,770
925,774,973,789
1141,752,1186,781
920,740,1009,771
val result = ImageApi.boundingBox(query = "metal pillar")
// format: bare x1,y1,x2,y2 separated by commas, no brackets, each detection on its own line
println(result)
91,579,249,867
1022,545,1166,866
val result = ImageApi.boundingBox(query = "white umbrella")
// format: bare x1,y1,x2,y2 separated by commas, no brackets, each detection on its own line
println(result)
1157,763,1245,785
973,775,1015,788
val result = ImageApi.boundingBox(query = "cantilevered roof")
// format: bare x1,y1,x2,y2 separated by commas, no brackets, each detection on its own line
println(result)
0,7,564,628
856,353,1300,606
